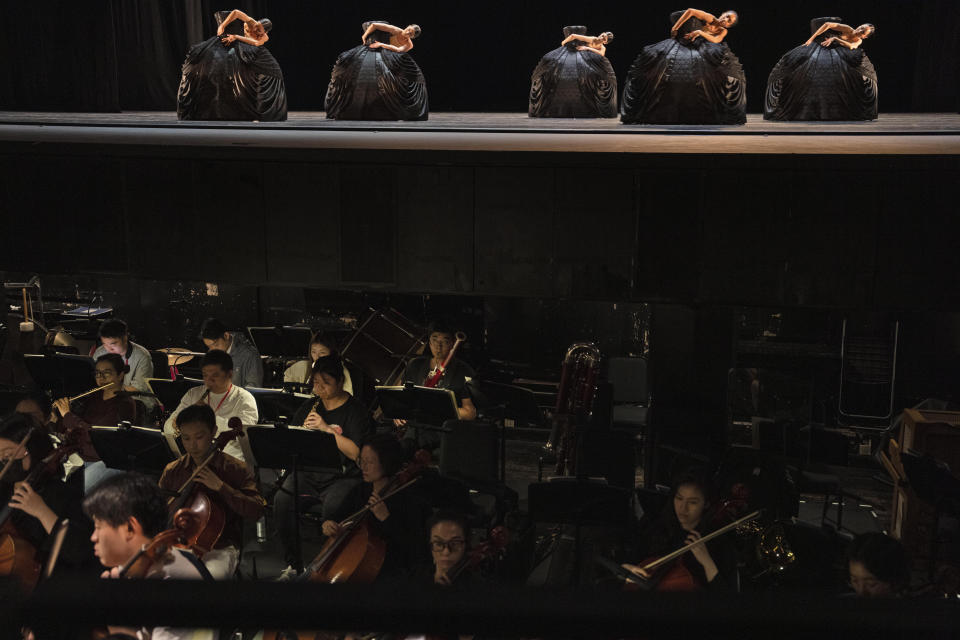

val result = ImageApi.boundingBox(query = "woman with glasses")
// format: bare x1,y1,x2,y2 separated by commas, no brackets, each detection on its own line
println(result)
320,433,429,580
52,353,136,491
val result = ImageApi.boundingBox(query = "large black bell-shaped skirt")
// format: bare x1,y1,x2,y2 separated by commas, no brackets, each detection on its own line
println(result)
620,38,746,124
325,45,429,121
529,46,618,118
177,36,287,121
764,44,878,121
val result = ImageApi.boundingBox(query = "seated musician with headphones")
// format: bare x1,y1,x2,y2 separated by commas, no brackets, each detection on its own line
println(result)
398,321,477,453
276,355,375,575
84,472,216,640
1,412,97,581
622,468,738,591
158,405,265,580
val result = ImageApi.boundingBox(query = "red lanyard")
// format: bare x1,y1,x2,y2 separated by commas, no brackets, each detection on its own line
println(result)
209,384,233,413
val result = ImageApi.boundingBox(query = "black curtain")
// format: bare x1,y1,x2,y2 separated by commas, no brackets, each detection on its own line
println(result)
0,3,119,111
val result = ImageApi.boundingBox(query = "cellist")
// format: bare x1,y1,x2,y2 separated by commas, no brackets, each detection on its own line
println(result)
158,404,265,579
320,433,430,580
84,472,216,640
622,468,737,591
1,411,97,581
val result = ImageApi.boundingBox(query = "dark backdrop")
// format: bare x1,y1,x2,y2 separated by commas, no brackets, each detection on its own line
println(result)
1,1,958,112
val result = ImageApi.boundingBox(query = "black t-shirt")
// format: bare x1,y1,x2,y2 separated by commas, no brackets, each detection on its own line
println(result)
290,395,374,472
401,356,475,405
632,517,738,592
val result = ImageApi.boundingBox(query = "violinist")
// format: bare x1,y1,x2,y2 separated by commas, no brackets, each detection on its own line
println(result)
52,353,136,491
163,350,258,463
622,468,737,591
427,511,482,588
158,405,265,579
398,321,477,453
13,391,55,429
846,532,909,598
0,412,97,580
276,355,374,574
84,472,216,640
320,433,429,580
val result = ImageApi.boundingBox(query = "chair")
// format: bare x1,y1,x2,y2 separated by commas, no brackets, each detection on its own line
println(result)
607,357,649,431
439,420,517,525
838,317,899,423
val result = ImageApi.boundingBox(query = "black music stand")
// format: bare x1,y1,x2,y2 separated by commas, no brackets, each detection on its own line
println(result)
246,425,342,574
376,384,459,425
148,377,202,413
90,424,178,477
23,353,95,399
247,388,310,425
248,326,313,358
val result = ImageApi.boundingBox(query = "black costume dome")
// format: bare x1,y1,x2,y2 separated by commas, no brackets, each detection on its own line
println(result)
177,11,287,121
529,26,618,118
620,10,746,125
324,21,429,121
764,17,878,121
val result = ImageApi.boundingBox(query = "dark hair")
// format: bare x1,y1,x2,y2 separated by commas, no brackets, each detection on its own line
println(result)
0,411,54,470
312,355,345,385
96,353,129,376
655,467,717,536
14,390,53,422
98,319,129,340
258,18,272,33
601,31,614,42
362,433,405,477
407,24,421,38
310,333,340,356
428,511,470,542
175,404,217,434
199,318,229,341
861,23,875,36
200,349,234,372
848,532,909,590
83,472,168,538
427,320,456,339
722,10,738,26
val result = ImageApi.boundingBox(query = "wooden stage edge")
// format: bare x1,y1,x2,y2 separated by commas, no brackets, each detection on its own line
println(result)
1,112,959,155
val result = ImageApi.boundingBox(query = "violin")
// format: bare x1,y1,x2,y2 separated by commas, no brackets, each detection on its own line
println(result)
0,428,81,591
117,510,203,579
164,416,245,556
302,450,432,584
620,510,760,592
440,525,508,585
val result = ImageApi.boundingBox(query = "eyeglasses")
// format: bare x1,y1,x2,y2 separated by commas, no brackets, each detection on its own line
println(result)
430,538,465,553
94,370,115,378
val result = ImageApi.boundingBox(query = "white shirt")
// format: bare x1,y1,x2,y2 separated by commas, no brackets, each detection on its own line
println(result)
162,385,258,463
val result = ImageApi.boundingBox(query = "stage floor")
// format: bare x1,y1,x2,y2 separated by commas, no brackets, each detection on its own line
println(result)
1,111,959,154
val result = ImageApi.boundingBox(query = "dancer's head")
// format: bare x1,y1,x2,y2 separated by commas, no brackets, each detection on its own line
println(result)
403,24,422,39
600,31,614,44
717,11,738,28
855,23,875,39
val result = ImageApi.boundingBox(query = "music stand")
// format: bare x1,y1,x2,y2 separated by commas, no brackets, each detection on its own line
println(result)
23,353,95,399
247,387,311,425
376,384,459,426
148,377,202,413
246,425,343,574
90,424,178,477
248,326,314,359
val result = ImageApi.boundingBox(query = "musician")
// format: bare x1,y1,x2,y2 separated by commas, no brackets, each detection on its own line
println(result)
321,433,429,580
200,317,264,388
846,532,909,598
427,511,476,587
284,333,353,391
623,468,737,591
398,322,477,452
0,412,97,578
84,472,215,640
14,391,55,428
92,319,155,408
159,404,265,579
276,355,374,572
163,350,258,463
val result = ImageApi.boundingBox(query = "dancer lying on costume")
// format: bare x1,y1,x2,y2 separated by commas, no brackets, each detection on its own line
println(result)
804,21,874,49
216,9,270,47
560,31,614,56
670,8,738,43
361,22,421,52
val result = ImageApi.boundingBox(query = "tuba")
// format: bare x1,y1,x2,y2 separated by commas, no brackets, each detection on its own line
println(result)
544,342,601,476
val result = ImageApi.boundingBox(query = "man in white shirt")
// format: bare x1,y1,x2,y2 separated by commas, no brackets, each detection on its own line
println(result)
163,350,257,463
92,319,156,411
199,317,264,388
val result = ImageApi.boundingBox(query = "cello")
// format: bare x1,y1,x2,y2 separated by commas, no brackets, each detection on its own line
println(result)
0,427,82,591
163,416,245,556
301,450,432,583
